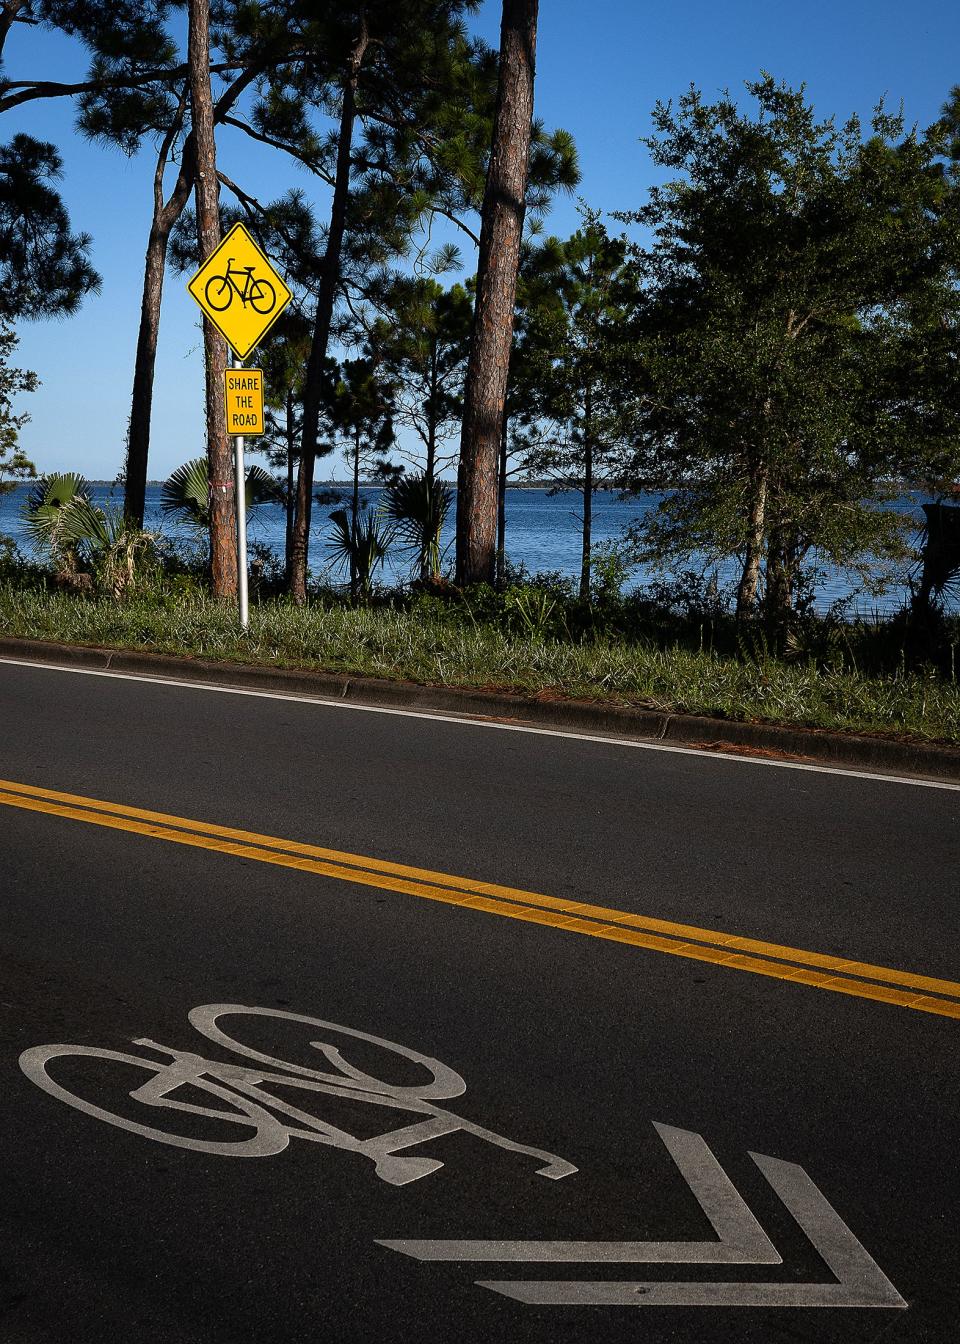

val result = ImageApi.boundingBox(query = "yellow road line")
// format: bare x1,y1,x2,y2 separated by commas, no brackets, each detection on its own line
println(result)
3,776,957,1000
1,778,958,1023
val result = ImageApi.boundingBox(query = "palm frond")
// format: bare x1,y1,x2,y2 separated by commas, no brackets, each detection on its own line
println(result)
20,472,97,565
381,473,451,581
161,458,281,533
54,497,115,551
161,458,210,529
326,507,393,596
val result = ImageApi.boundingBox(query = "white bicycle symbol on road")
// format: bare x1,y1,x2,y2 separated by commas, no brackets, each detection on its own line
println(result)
19,1004,577,1188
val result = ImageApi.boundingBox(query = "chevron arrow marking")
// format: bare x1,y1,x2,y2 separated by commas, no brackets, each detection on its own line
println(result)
378,1123,781,1264
379,1124,907,1309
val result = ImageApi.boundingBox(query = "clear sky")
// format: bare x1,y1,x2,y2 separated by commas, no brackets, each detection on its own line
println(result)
4,0,958,481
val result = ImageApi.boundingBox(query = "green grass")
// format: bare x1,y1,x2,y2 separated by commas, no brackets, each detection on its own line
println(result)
1,583,958,743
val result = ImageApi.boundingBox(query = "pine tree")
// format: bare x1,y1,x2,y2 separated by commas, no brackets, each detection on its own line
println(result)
284,0,496,603
323,356,395,599
513,210,631,600
368,277,473,482
455,0,538,587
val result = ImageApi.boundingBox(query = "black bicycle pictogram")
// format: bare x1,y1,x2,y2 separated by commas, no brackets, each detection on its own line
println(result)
204,258,276,315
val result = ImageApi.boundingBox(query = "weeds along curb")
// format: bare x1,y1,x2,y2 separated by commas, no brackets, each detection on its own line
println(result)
2,634,959,784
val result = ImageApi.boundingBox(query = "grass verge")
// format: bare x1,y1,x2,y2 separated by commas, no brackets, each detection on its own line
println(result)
1,584,958,744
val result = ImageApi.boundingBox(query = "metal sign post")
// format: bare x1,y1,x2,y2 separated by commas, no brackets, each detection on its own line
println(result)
186,222,291,629
232,352,249,630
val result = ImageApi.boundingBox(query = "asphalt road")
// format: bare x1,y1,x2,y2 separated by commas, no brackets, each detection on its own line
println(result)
0,656,958,1343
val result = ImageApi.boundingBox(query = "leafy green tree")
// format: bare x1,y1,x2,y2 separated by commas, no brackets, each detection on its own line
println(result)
512,209,632,599
617,77,960,627
940,85,960,163
0,134,99,320
0,323,37,496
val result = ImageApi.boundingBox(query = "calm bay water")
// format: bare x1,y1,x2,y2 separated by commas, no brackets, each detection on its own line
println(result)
0,482,933,615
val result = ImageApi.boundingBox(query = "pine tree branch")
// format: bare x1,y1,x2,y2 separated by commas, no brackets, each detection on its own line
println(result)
0,2,34,66
153,84,189,217
219,114,335,186
216,169,321,291
215,169,265,221
0,61,248,114
428,205,480,249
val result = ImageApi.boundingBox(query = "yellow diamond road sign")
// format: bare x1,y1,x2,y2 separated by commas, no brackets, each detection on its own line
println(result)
187,222,291,360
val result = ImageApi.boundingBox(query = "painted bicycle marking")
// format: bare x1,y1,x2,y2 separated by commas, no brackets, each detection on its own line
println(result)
19,1004,577,1187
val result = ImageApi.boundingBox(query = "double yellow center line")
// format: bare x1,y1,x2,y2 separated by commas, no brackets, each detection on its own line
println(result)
2,775,959,1023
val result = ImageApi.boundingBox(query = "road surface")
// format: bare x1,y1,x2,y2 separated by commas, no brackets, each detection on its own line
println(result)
0,656,957,1342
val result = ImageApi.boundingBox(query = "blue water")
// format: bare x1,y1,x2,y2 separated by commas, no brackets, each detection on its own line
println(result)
0,481,933,615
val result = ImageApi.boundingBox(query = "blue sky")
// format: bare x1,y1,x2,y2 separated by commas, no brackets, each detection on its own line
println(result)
4,0,958,481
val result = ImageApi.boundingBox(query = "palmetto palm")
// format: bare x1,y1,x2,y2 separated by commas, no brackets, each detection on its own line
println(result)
381,472,452,582
913,502,960,613
161,457,280,533
326,507,392,600
21,473,91,569
22,474,156,594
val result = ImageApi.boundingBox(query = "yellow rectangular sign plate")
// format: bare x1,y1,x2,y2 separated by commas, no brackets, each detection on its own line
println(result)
187,222,292,360
224,368,265,436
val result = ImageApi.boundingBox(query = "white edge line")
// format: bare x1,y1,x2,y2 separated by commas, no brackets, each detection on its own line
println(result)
1,654,957,793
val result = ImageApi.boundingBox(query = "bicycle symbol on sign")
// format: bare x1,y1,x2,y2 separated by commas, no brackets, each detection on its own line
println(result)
203,260,277,315
20,1004,578,1187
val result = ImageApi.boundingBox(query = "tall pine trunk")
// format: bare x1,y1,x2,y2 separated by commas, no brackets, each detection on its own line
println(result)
289,19,368,605
425,343,438,483
124,70,258,529
124,100,190,528
496,401,508,589
350,429,361,600
284,389,295,580
188,0,236,599
579,385,594,601
580,442,593,601
456,0,537,586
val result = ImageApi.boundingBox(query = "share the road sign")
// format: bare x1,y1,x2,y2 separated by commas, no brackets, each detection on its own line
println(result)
224,368,264,435
187,222,291,359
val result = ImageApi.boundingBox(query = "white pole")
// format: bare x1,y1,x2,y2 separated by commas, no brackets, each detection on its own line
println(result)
232,352,249,630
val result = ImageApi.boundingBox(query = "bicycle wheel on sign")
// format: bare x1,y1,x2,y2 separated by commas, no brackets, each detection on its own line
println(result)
19,1043,289,1157
248,278,276,314
204,275,233,312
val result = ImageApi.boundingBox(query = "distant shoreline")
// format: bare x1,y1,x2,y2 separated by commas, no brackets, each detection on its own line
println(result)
85,479,572,490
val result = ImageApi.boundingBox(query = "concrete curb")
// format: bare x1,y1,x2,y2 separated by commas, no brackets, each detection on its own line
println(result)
2,633,959,783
